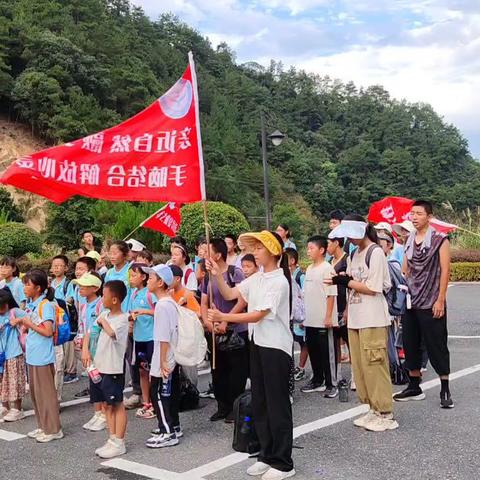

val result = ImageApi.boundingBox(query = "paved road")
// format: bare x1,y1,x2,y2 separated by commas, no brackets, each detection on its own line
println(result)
1,284,479,480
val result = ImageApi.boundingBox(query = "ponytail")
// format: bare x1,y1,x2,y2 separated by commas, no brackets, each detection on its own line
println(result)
45,287,55,302
271,231,292,316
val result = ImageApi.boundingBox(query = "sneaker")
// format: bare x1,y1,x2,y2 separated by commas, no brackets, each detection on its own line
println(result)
440,391,454,409
324,387,338,399
83,412,100,430
294,367,306,381
86,412,107,432
262,467,296,480
63,374,79,384
136,404,156,419
353,409,376,428
124,394,142,409
74,388,90,398
224,411,235,424
27,428,44,439
95,438,113,456
393,387,426,402
364,412,399,432
301,381,326,393
3,409,25,422
210,410,228,422
174,426,183,438
97,438,126,459
146,432,179,448
0,406,8,422
247,462,271,476
36,430,64,443
199,383,215,399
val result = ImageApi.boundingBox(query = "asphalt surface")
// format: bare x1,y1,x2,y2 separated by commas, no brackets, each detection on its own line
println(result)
1,283,479,480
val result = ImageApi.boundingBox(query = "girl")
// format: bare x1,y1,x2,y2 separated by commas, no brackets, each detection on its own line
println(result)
327,214,398,432
0,288,26,422
12,269,63,442
170,245,197,292
78,231,99,257
275,224,296,251
224,234,239,266
207,231,295,480
0,257,26,309
128,263,156,419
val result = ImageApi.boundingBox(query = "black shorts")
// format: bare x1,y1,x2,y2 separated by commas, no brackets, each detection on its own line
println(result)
293,333,305,347
134,340,154,370
402,308,450,376
90,373,125,405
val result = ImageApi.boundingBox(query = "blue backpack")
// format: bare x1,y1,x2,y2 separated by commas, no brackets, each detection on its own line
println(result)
39,299,71,346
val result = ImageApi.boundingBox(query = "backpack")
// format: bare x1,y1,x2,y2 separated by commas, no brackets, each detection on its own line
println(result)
291,279,305,324
179,375,200,411
130,289,155,310
39,299,71,346
232,391,260,454
171,302,207,367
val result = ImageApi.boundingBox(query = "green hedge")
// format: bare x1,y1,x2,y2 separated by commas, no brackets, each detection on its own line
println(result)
0,222,42,257
450,263,480,282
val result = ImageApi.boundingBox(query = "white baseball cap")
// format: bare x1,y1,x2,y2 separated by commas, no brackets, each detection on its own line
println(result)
126,238,146,252
392,220,415,235
374,222,393,233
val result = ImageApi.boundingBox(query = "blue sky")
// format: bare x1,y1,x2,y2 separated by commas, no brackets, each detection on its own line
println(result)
135,0,480,158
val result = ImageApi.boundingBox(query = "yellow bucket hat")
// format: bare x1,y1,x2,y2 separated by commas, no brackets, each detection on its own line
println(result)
238,231,283,257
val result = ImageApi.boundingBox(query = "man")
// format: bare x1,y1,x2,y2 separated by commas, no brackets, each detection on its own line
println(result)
393,200,453,408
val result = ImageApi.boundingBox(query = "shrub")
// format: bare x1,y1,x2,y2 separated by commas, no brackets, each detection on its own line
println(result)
0,222,42,257
177,202,250,250
450,263,480,282
0,188,23,222
451,249,480,263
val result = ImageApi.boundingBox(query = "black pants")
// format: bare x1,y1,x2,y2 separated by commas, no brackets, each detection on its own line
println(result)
403,308,450,376
333,325,349,380
250,341,294,473
150,365,181,434
305,327,336,388
125,335,141,396
212,331,249,414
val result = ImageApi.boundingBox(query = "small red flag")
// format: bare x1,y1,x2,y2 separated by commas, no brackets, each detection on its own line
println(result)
1,53,205,204
141,203,182,238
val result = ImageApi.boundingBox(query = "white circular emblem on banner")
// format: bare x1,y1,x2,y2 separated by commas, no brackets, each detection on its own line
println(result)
159,79,193,119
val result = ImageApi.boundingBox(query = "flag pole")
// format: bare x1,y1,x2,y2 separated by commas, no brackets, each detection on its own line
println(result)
189,51,216,370
122,224,142,242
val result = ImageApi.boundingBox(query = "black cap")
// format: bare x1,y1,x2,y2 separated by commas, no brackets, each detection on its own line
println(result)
169,265,184,278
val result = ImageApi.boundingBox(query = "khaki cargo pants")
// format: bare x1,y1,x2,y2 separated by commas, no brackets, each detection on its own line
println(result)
348,327,393,413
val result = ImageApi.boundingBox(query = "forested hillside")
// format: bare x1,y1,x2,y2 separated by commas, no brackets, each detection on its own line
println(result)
1,0,479,238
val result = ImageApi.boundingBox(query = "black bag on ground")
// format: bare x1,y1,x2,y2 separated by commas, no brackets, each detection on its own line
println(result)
232,391,260,454
179,377,200,412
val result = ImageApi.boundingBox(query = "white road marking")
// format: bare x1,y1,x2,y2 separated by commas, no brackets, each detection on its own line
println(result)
103,362,480,480
101,459,185,480
449,335,480,339
0,429,26,441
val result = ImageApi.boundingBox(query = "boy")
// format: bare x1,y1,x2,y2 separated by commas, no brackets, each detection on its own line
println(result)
144,265,182,448
90,280,129,459
136,250,154,266
240,254,258,278
301,236,339,398
285,248,308,382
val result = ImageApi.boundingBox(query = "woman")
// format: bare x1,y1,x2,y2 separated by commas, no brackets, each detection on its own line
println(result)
275,224,296,251
78,231,99,257
327,214,398,432
224,234,239,266
170,245,197,292
207,231,295,480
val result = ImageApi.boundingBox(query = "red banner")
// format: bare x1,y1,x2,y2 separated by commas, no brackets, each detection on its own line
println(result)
141,202,182,237
368,196,457,234
1,53,205,204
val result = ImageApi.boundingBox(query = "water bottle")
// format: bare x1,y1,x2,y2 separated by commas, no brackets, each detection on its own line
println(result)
161,374,172,397
240,416,251,435
88,364,102,384
338,379,349,403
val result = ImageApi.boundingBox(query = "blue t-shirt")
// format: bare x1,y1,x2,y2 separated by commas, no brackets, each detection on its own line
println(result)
52,277,69,302
80,297,103,334
65,281,86,310
105,263,131,311
0,308,25,367
25,296,55,366
6,277,26,308
129,287,156,342
390,243,404,265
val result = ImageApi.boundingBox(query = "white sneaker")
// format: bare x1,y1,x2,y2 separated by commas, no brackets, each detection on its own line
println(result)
36,430,64,443
124,394,142,409
262,468,296,480
95,439,113,456
353,409,376,428
364,412,399,432
0,406,8,422
3,409,25,422
146,433,179,448
27,428,44,439
247,462,271,476
83,412,101,430
88,413,107,432
97,438,126,459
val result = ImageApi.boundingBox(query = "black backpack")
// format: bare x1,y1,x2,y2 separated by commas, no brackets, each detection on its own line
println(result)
179,376,200,412
232,391,260,454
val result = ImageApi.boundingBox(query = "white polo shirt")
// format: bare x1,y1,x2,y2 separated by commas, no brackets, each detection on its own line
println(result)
238,269,293,357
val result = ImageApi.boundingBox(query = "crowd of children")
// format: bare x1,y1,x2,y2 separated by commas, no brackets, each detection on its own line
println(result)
0,200,453,480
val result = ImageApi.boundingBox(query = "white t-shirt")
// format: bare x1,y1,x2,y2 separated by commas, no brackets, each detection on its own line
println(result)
151,297,179,377
94,312,129,374
238,269,293,357
347,245,392,330
304,261,338,328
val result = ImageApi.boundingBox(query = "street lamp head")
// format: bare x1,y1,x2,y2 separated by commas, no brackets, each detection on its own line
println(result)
269,129,285,147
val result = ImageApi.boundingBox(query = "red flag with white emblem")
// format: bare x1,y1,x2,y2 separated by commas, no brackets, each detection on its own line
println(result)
141,203,182,238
